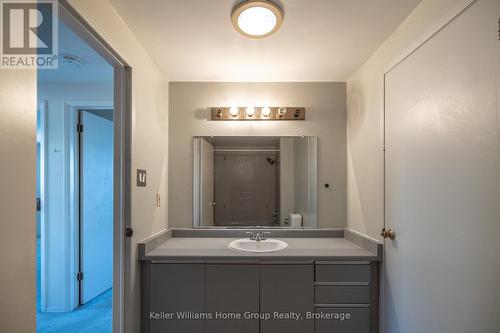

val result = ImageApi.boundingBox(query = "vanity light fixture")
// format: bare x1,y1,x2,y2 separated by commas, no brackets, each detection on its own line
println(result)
231,0,284,39
261,106,271,117
229,106,239,117
278,106,287,117
246,106,256,117
210,106,305,121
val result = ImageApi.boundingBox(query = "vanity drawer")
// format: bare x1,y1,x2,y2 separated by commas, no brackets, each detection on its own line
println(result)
315,285,370,304
315,262,371,283
315,307,369,333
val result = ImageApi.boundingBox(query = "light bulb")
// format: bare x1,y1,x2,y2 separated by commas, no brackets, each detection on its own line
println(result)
238,7,277,36
246,106,255,117
261,107,271,117
278,107,287,116
229,106,239,117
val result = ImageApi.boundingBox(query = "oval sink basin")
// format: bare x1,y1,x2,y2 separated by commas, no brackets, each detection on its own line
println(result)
227,238,289,253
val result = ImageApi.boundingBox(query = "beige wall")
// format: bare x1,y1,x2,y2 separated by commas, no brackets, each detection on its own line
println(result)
169,82,346,229
347,0,468,240
0,71,37,332
66,1,169,332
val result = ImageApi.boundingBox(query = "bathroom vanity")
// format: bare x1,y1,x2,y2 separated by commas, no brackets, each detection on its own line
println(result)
139,229,382,333
140,135,381,332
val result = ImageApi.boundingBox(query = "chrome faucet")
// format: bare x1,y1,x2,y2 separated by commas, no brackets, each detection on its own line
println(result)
255,232,264,241
246,231,271,241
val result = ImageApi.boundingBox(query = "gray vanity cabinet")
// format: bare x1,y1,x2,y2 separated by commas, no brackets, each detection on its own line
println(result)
205,264,260,333
142,261,377,333
314,261,379,333
260,264,314,333
146,264,205,333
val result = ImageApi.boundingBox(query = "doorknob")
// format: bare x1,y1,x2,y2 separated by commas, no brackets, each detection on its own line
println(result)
125,227,134,238
381,227,396,240
209,202,216,206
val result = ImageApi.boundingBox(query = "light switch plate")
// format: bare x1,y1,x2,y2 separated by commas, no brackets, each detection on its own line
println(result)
137,169,147,187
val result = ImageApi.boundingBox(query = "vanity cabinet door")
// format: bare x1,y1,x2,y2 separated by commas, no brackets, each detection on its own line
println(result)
148,264,205,333
260,264,314,333
315,307,370,333
206,264,260,333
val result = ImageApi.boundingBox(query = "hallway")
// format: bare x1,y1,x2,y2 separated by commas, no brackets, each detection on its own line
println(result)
37,239,112,333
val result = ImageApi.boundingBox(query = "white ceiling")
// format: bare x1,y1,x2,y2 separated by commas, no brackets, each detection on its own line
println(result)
109,0,421,81
37,22,113,83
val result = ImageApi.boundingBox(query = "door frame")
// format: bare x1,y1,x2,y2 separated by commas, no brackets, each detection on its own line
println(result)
37,100,48,312
58,1,132,332
380,1,478,331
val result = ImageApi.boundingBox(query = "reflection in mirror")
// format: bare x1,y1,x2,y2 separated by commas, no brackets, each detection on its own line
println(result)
193,136,317,228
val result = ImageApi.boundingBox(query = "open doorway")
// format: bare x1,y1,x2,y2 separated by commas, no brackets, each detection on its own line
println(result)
36,1,130,331
36,20,114,332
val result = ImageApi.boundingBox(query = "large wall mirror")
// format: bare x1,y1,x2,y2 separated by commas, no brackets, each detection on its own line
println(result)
193,136,317,228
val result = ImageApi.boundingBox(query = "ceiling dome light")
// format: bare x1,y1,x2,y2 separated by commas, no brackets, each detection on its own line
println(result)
231,1,284,39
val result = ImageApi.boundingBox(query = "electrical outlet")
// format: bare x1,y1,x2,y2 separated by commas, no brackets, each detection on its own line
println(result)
156,193,161,207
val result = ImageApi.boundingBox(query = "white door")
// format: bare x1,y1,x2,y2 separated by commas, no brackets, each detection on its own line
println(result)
384,1,500,332
200,139,214,226
80,110,113,304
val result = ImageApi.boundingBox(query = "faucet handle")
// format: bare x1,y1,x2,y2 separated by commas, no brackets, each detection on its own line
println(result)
261,232,271,240
245,231,256,240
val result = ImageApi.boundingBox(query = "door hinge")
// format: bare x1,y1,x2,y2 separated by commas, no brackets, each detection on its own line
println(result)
77,124,83,132
77,272,84,281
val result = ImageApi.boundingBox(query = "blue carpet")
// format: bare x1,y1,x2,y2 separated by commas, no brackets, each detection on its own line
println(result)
37,238,112,333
